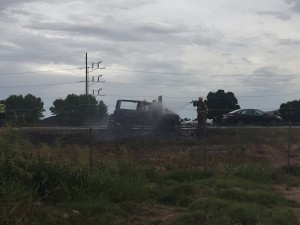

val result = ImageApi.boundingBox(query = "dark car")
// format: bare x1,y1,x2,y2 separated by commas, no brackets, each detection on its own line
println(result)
222,109,282,126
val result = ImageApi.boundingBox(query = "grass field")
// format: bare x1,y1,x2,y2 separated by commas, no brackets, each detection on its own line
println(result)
1,127,300,225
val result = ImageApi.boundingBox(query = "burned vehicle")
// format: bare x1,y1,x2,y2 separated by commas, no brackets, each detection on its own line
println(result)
108,97,180,131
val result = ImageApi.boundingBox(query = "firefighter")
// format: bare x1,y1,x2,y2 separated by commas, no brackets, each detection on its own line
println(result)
0,103,5,127
196,97,208,128
193,97,208,129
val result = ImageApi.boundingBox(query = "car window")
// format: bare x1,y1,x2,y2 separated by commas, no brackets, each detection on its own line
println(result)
254,110,264,115
239,109,253,115
120,101,138,110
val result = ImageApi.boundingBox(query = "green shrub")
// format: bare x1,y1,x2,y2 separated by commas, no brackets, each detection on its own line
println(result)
157,184,194,206
214,164,272,184
260,207,300,225
164,170,212,183
216,188,297,207
170,210,207,225
188,197,300,225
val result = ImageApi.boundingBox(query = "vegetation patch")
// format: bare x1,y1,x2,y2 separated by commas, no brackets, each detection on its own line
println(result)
1,129,300,225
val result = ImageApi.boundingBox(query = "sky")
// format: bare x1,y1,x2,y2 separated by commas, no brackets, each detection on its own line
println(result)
1,0,300,119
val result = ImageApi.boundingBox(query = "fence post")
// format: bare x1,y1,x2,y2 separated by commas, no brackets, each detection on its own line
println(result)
89,127,93,174
203,124,207,171
287,121,291,175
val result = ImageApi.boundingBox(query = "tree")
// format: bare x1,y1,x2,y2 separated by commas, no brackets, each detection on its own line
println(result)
279,100,300,122
97,100,108,118
4,94,44,126
50,94,108,125
205,89,240,122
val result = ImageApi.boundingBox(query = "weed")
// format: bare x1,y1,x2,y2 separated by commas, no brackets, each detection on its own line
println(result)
286,176,300,188
1,129,300,225
170,210,207,225
164,169,212,182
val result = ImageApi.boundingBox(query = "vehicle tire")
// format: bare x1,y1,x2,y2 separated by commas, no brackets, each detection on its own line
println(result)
236,119,244,126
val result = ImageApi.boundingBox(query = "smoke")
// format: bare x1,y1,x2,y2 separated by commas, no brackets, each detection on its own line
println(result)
163,100,192,113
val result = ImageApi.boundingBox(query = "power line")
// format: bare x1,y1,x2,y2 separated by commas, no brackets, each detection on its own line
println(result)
104,81,300,87
0,68,81,76
0,81,81,89
2,66,300,78
105,68,300,77
100,93,300,98
1,78,300,92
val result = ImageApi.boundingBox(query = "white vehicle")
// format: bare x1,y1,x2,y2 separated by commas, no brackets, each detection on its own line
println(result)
181,118,213,127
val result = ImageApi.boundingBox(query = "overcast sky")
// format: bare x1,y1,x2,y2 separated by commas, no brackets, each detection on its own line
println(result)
1,0,300,119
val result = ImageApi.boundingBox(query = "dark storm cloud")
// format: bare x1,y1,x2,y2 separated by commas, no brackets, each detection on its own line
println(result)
256,11,291,20
285,0,300,13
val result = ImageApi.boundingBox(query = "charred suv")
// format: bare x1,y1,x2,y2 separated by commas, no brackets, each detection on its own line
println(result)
108,97,179,131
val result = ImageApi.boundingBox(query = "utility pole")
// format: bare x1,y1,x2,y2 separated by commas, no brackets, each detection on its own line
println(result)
84,52,105,117
85,52,105,96
86,52,88,96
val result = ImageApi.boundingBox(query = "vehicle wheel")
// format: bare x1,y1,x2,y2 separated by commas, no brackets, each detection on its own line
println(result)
236,120,244,126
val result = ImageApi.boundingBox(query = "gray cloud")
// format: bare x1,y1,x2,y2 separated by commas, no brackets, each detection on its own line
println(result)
285,0,300,13
249,66,296,88
278,38,300,45
1,0,300,118
241,58,251,64
188,25,223,47
98,0,156,11
256,11,291,20
24,20,190,43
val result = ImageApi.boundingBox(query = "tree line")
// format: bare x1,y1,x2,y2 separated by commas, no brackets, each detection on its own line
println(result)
0,90,300,126
202,89,300,124
0,94,108,126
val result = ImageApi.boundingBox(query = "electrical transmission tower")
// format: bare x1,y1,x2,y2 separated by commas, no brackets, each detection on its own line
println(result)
85,52,105,97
